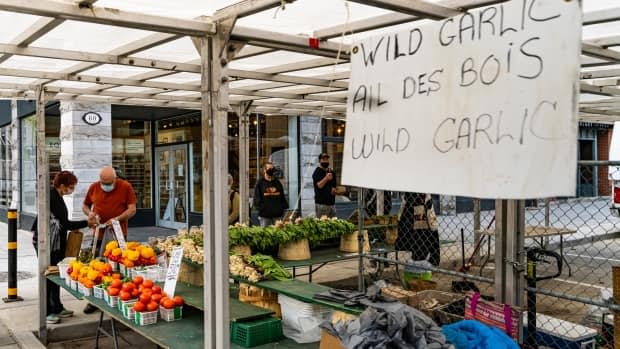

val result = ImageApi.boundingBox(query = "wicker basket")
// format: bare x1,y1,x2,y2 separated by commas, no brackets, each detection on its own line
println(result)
385,228,398,246
339,231,369,253
278,239,311,261
231,245,252,256
239,283,281,318
408,290,464,324
178,261,204,286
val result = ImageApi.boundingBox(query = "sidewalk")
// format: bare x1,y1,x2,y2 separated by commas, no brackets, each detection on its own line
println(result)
0,223,101,348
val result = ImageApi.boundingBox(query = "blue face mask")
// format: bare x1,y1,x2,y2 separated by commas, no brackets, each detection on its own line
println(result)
101,183,115,192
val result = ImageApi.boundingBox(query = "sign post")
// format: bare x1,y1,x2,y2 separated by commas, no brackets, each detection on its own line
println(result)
163,247,183,297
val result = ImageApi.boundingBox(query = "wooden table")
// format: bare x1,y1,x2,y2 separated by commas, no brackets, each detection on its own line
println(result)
48,275,313,348
477,225,577,276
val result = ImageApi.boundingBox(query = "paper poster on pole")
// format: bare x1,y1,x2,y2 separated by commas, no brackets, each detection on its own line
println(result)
342,0,581,199
163,247,183,297
111,220,126,250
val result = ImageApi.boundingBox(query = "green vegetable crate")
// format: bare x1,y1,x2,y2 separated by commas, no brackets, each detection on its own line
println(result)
230,316,283,348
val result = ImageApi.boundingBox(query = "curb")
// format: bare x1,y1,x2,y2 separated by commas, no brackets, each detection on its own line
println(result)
13,330,46,349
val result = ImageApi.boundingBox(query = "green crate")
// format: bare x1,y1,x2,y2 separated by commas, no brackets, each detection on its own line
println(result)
230,317,283,348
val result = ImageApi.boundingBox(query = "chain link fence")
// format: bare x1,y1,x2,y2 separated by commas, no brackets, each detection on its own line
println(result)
357,161,620,348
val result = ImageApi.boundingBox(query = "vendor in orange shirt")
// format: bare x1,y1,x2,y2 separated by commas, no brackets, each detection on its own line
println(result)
82,166,136,314
82,166,137,254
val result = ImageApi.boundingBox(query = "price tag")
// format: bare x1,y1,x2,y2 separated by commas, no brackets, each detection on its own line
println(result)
111,220,127,250
163,246,183,297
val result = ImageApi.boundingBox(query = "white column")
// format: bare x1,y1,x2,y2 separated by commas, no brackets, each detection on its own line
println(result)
59,102,112,221
9,100,19,210
299,116,321,217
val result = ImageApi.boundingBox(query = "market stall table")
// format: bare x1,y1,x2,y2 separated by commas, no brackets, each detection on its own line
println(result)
477,225,577,276
231,277,364,315
47,275,292,348
276,245,396,282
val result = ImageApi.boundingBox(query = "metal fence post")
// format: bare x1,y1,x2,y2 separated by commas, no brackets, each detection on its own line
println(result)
3,208,22,303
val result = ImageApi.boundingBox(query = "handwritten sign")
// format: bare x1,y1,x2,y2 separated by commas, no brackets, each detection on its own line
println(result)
111,220,127,250
342,0,581,199
163,247,183,297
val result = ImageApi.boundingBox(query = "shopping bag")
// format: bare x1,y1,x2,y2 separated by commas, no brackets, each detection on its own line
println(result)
65,230,83,257
464,292,522,340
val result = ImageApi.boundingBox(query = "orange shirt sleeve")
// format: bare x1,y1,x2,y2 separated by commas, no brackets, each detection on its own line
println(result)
83,183,95,208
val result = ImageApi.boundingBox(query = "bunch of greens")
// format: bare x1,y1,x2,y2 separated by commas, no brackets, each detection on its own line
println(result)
310,218,356,244
228,218,356,251
247,254,292,280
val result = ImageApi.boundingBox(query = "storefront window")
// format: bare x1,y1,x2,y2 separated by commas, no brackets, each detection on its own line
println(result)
156,115,202,212
112,120,152,209
21,115,61,214
0,125,12,207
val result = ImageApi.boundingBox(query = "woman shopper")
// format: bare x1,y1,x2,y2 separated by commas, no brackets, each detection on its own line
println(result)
32,171,96,324
396,192,441,266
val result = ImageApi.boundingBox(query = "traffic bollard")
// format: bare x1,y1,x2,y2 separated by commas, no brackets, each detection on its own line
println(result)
3,208,23,302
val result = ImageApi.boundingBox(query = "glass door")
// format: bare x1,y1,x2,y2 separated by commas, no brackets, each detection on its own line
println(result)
155,144,189,229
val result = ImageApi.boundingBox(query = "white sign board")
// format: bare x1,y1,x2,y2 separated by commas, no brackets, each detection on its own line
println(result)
342,0,581,199
111,220,126,250
163,247,183,297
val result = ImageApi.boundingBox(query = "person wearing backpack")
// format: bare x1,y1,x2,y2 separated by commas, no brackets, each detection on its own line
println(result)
228,174,240,225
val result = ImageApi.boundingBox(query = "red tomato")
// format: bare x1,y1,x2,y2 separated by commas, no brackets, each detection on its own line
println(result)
159,296,169,305
112,273,122,280
142,280,154,289
132,276,144,286
133,302,146,312
107,287,119,296
173,296,184,307
139,293,151,305
121,283,134,293
110,279,122,289
120,291,131,301
147,301,159,312
151,285,162,294
131,288,140,298
162,299,175,309
151,294,162,304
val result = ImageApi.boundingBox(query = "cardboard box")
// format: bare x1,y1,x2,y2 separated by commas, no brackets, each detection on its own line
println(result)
319,330,346,349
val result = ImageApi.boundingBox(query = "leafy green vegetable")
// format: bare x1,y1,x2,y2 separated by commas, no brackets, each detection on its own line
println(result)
228,218,356,250
247,254,292,280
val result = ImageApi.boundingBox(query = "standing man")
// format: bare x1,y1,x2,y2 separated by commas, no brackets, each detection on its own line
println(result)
313,153,337,218
253,162,288,227
82,166,137,313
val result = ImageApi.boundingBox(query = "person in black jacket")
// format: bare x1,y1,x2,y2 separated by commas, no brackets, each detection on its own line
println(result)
312,153,338,218
253,162,288,227
32,171,96,324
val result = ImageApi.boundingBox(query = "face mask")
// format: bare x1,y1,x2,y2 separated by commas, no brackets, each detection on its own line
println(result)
320,162,329,168
266,168,275,176
101,183,115,192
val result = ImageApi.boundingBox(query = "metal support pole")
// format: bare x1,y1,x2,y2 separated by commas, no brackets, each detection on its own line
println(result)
357,187,365,292
35,85,49,344
3,208,22,302
473,198,481,265
238,102,251,224
10,99,20,211
196,17,235,349
376,190,384,216
494,199,525,307
198,36,217,349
